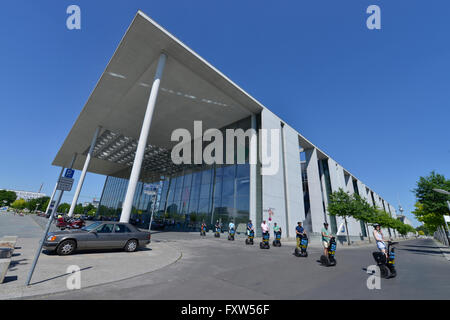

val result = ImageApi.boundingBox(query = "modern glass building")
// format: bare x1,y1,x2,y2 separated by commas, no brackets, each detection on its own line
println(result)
53,11,398,239
97,117,253,232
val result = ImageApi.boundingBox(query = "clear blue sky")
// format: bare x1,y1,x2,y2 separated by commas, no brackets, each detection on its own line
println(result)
1,1,449,226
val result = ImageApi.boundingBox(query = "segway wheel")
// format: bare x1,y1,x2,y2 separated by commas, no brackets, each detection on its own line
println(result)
228,235,231,240
259,242,263,249
304,251,308,257
294,248,300,256
320,255,328,266
389,269,397,278
272,240,276,246
379,265,390,278
245,239,249,245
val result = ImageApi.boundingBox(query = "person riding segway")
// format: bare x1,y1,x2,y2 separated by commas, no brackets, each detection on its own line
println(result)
200,221,207,236
228,220,236,241
260,220,270,249
320,222,337,266
272,223,282,247
245,220,255,245
214,220,221,238
294,221,308,257
372,224,398,278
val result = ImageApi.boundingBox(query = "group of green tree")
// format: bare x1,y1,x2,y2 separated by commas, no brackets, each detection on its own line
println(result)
0,190,51,212
411,171,450,236
0,190,18,207
327,188,416,245
0,189,97,216
44,201,97,216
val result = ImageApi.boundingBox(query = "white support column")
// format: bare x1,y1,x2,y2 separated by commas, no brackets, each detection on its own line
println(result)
249,114,257,226
68,126,101,217
305,148,325,233
120,53,167,223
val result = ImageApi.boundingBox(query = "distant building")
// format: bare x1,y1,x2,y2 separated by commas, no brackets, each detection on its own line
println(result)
7,189,46,201
83,199,100,208
397,215,413,227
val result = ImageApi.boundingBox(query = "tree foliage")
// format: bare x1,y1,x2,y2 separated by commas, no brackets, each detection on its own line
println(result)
416,224,431,236
412,171,450,232
11,199,27,210
25,196,50,212
328,188,415,238
57,203,70,213
0,190,17,206
328,189,358,218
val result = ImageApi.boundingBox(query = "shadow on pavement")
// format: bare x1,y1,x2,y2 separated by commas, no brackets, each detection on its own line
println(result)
42,247,152,256
30,266,93,286
9,258,28,268
401,244,439,249
397,248,442,256
3,275,18,283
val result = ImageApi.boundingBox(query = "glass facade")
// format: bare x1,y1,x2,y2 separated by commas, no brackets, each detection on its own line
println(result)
97,176,163,227
97,117,252,231
155,163,249,231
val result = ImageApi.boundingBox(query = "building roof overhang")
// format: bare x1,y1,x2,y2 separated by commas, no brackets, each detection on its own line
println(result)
52,11,265,180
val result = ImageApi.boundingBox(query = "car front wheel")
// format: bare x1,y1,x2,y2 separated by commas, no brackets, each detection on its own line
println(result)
57,240,76,255
124,239,138,252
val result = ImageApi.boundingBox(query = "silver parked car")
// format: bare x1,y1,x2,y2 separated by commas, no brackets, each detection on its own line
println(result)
43,221,151,255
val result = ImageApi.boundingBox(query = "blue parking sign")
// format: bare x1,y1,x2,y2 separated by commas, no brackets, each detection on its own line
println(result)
65,169,75,178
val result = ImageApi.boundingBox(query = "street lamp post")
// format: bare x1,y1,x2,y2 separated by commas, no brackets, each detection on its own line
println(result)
398,205,405,239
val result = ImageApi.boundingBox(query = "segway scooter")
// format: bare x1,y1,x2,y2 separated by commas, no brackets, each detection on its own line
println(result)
260,232,270,249
294,234,308,257
372,240,398,278
200,226,206,237
320,237,337,266
228,228,235,241
272,231,282,247
214,226,221,238
245,229,254,245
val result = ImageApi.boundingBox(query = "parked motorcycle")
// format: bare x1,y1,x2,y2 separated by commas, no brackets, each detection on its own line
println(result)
56,216,85,230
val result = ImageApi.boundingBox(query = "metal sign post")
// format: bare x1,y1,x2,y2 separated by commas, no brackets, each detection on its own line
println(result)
25,155,76,286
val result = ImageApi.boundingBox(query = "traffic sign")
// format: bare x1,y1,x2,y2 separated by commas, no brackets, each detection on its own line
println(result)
64,169,75,178
57,177,74,191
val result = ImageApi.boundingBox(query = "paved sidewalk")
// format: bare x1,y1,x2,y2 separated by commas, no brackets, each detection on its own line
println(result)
0,212,418,299
433,239,450,261
0,213,181,300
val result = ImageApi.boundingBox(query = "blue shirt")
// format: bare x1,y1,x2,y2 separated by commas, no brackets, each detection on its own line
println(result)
296,226,304,236
247,223,253,230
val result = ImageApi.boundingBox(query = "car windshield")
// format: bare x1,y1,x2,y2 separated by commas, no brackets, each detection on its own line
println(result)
81,221,102,231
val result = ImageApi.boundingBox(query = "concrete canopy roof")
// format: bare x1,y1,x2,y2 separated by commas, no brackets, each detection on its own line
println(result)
52,11,265,179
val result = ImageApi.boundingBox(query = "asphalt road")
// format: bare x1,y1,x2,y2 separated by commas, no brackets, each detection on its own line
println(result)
29,234,449,300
